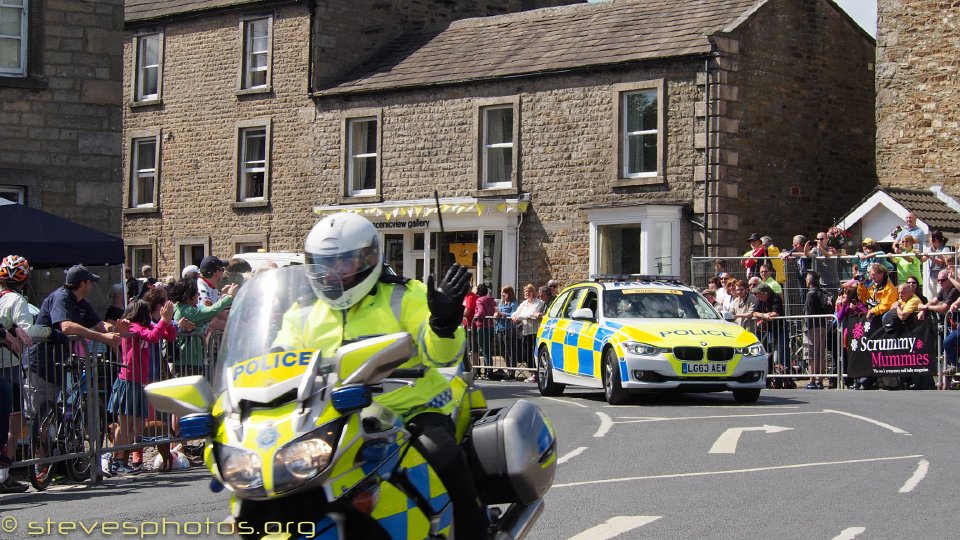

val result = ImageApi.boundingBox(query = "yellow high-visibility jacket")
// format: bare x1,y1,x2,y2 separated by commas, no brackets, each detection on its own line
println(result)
856,279,898,317
274,279,465,418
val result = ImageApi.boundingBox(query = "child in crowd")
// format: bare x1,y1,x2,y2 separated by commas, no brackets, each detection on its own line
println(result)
106,299,176,475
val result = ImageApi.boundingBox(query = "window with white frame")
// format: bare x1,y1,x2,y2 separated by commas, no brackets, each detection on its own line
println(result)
128,246,153,275
180,244,205,270
239,126,267,201
588,205,681,277
134,32,161,102
130,137,158,207
347,117,377,196
0,184,24,204
235,242,263,254
621,89,658,178
241,17,271,90
0,0,27,77
481,105,514,188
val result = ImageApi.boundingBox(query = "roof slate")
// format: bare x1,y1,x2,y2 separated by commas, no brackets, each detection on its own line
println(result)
884,187,960,234
126,0,277,24
320,0,764,95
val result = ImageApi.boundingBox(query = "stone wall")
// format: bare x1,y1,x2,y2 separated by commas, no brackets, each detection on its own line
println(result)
0,0,123,233
0,0,124,304
876,0,960,194
709,0,877,255
123,4,318,272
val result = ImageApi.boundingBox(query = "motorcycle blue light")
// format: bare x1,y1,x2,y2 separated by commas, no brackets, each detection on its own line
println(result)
179,414,213,438
332,386,372,412
358,441,391,462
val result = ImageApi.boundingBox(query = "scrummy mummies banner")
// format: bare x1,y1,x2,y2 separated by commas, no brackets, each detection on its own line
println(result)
843,317,937,377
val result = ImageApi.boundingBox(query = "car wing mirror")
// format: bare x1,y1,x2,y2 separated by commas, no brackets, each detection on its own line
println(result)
571,307,595,321
339,332,414,386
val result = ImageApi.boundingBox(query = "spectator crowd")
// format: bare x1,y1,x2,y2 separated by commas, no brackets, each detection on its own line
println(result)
704,210,960,392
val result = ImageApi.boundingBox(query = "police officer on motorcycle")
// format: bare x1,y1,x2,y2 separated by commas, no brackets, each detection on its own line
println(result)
273,212,490,539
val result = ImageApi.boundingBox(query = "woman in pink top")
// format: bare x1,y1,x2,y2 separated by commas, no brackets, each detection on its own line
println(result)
106,299,175,475
472,284,496,376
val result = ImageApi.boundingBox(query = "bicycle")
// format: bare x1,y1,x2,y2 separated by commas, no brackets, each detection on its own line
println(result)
28,354,114,491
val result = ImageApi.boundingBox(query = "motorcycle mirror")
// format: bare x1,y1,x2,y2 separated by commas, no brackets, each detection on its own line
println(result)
145,375,214,417
339,332,414,386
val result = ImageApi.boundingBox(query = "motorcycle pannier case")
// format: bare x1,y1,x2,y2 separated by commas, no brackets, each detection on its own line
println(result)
466,399,556,505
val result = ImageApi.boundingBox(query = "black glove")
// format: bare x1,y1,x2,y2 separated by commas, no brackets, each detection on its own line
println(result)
426,264,470,338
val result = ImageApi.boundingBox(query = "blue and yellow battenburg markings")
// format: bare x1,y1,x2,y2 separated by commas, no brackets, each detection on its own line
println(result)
541,318,624,381
366,448,452,540
231,349,314,387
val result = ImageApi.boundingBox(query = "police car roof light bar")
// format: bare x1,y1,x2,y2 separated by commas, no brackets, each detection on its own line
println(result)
590,274,683,284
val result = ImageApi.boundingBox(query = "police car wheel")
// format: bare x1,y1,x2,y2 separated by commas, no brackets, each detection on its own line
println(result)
537,347,564,396
732,388,761,403
603,349,631,405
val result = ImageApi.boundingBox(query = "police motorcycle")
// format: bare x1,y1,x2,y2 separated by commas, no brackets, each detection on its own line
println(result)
145,265,557,540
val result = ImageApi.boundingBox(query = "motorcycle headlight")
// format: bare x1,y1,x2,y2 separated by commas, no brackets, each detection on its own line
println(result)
622,342,667,356
217,445,263,492
738,343,766,357
278,438,333,480
272,419,345,494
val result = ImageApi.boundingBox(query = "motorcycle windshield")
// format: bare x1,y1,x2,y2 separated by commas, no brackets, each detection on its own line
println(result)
212,264,339,397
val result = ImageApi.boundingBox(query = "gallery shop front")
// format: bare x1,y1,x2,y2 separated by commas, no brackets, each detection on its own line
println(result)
314,197,529,294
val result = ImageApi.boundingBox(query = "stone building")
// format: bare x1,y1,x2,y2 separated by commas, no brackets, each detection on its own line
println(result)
0,0,124,250
876,0,960,194
0,0,124,302
122,0,875,289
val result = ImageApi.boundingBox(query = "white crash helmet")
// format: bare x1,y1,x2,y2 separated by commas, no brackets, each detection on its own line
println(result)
305,213,382,310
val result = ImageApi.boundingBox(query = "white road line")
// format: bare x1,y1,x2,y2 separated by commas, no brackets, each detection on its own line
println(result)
558,446,588,465
594,412,614,438
553,454,923,488
692,405,800,409
823,409,910,435
899,459,929,493
615,411,828,423
567,516,662,540
540,396,589,408
832,527,867,540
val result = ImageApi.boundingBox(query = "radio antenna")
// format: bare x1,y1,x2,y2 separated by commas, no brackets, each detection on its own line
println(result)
433,190,446,234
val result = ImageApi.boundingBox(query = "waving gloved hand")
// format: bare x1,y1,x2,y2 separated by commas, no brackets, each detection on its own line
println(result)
426,264,471,338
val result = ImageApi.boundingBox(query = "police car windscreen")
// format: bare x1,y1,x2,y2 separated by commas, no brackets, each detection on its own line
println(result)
602,289,719,320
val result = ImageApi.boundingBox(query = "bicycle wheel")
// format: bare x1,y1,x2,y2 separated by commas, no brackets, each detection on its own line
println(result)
29,407,59,491
64,405,92,482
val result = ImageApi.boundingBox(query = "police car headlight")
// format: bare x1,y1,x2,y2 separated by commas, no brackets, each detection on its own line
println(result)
217,445,263,492
623,342,667,356
738,343,766,357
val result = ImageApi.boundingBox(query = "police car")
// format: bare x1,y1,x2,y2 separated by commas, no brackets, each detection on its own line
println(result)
535,275,766,404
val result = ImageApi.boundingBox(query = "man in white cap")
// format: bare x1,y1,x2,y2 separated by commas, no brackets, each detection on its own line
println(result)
181,265,200,280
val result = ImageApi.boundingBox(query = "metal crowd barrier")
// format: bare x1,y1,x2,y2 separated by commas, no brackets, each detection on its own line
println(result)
4,330,221,490
465,316,538,380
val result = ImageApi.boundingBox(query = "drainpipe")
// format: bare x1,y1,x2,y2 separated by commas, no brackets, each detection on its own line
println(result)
515,209,524,286
703,56,711,258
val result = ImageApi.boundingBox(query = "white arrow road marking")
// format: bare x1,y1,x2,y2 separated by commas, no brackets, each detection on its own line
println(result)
594,412,613,438
567,516,662,540
553,454,923,488
824,409,910,435
899,459,929,493
540,396,589,408
832,527,866,540
558,446,588,465
709,425,793,454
